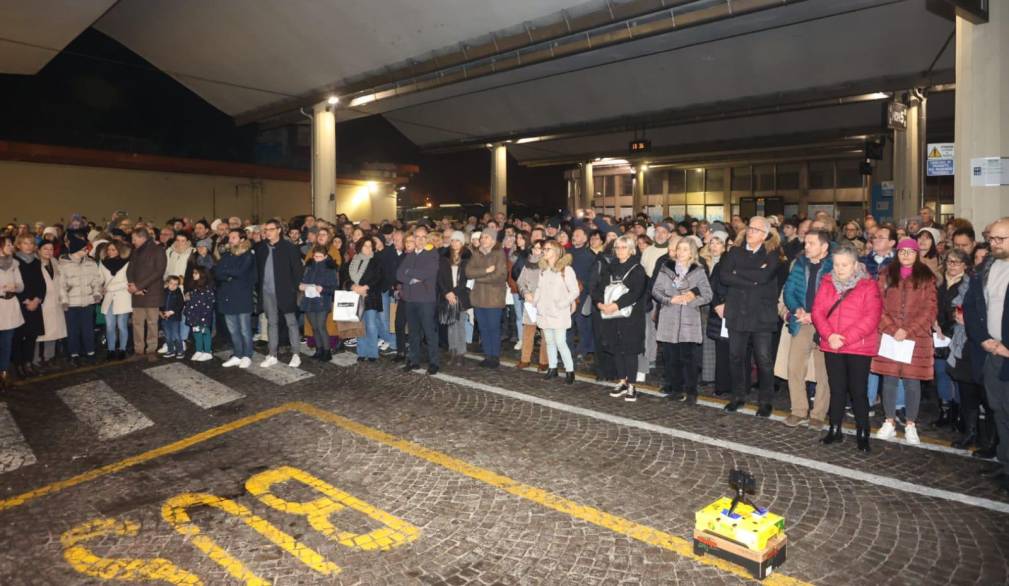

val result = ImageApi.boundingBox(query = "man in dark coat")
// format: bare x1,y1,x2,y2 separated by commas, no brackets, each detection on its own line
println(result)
964,218,1009,493
396,225,440,374
255,219,305,368
720,216,782,416
127,227,167,357
568,225,596,361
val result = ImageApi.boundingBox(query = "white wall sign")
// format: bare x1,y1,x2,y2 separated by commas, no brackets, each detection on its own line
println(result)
970,157,1009,187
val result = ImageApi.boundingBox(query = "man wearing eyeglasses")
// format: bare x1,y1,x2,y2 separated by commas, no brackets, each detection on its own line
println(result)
720,216,782,416
862,223,898,279
255,219,305,369
964,218,1009,493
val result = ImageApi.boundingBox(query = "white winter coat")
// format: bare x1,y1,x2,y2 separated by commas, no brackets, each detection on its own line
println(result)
533,257,580,331
0,261,25,331
100,262,132,315
37,260,67,341
165,246,192,282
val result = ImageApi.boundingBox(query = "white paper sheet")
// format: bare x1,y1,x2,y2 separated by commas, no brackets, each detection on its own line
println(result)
466,279,475,290
720,318,729,339
933,332,952,348
303,285,320,299
879,334,915,364
525,305,538,323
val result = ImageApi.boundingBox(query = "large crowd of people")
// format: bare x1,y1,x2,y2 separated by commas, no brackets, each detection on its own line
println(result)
1,206,1007,491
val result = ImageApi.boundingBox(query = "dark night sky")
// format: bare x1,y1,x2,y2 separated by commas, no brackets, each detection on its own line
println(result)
0,28,566,211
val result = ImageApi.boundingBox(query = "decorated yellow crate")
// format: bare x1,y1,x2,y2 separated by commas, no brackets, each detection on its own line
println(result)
694,497,784,551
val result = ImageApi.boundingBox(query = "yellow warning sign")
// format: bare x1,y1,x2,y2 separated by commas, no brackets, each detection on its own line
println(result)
929,147,943,158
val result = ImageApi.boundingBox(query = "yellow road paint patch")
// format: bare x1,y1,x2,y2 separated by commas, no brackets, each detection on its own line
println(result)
3,402,811,585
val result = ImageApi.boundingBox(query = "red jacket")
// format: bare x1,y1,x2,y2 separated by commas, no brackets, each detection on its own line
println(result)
812,274,882,357
870,276,936,381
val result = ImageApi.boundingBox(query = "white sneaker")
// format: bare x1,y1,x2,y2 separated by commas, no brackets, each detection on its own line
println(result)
904,424,920,445
876,420,897,440
190,352,203,361
260,355,279,368
289,354,301,368
238,357,252,369
513,340,523,351
222,356,241,367
198,353,213,362
636,371,646,383
378,340,390,351
158,343,169,354
343,338,358,348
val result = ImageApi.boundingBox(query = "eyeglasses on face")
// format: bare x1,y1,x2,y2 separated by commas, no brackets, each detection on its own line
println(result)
989,235,1009,245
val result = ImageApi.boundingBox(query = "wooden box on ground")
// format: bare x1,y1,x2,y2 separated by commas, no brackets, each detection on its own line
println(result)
692,530,788,580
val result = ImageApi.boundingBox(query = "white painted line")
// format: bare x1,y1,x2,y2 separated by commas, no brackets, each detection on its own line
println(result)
213,352,314,386
0,403,36,473
143,363,245,409
464,352,974,459
433,371,1009,516
57,380,155,440
330,352,358,367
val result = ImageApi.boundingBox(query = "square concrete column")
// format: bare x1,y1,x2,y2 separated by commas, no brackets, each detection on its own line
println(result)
892,95,922,224
490,144,507,216
312,102,337,222
633,166,645,216
581,162,594,210
955,3,1009,225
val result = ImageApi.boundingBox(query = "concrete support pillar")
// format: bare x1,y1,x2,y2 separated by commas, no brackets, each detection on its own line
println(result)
633,167,645,216
581,162,594,210
892,95,922,224
566,178,576,212
955,2,1009,225
311,102,337,222
490,144,507,216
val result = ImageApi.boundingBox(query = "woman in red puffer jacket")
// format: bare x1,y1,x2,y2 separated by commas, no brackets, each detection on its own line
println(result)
812,242,882,452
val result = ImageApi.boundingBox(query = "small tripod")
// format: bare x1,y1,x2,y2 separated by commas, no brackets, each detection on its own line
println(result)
726,468,758,516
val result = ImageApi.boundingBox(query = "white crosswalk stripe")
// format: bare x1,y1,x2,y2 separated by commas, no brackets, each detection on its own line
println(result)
330,352,359,367
213,352,314,386
57,380,154,440
143,363,245,409
0,403,36,474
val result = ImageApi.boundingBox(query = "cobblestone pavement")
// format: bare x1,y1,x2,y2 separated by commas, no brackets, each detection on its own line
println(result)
0,346,1007,585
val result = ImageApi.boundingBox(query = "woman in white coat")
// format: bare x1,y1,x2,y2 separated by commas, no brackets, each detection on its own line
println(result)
534,240,581,384
0,236,25,390
99,241,132,360
35,241,66,367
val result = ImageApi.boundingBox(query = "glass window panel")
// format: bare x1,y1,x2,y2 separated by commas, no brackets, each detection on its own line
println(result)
836,160,863,188
644,170,665,195
775,163,801,190
731,166,752,191
668,205,687,221
686,168,705,192
705,205,725,223
754,165,775,191
602,176,614,197
668,170,686,193
620,174,634,195
705,168,726,192
808,161,834,189
687,204,706,220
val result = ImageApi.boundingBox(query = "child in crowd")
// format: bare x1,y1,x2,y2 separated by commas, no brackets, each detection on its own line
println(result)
160,275,185,358
184,266,215,362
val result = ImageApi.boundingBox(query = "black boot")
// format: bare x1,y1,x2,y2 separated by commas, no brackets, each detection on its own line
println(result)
931,402,950,428
319,350,332,362
952,410,978,449
973,414,998,459
949,402,963,434
856,425,871,452
565,372,575,385
14,364,28,379
311,347,323,360
820,425,843,445
544,368,558,380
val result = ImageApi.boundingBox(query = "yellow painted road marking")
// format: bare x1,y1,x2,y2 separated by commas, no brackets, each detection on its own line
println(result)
162,492,340,585
2,402,809,585
61,518,203,584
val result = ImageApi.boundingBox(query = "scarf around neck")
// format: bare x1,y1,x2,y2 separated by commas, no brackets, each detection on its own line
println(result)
831,262,868,294
103,256,128,276
14,251,37,265
348,253,371,284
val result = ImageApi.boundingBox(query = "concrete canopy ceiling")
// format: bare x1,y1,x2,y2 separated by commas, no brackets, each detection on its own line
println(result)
0,0,117,74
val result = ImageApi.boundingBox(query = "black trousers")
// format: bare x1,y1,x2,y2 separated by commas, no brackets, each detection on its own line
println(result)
660,342,700,395
12,325,37,366
395,299,409,354
824,352,871,427
729,330,774,404
713,338,732,394
609,352,637,382
406,301,439,366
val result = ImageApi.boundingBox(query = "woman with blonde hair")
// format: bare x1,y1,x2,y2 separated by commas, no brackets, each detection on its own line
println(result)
594,234,648,401
534,240,581,384
99,241,132,360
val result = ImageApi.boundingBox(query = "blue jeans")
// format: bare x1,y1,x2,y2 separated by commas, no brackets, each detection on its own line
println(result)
380,291,396,349
935,358,958,403
474,307,503,358
224,313,253,358
513,295,524,343
163,319,183,355
570,295,594,356
66,306,96,357
867,373,905,409
357,309,381,359
0,329,13,371
105,310,130,352
464,310,474,343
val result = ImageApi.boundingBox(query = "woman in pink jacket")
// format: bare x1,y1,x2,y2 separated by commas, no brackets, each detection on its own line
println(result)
812,242,882,452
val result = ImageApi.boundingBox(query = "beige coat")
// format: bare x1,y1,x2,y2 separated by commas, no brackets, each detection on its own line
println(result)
100,262,133,315
58,254,103,308
0,261,25,331
37,260,67,341
533,256,580,330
